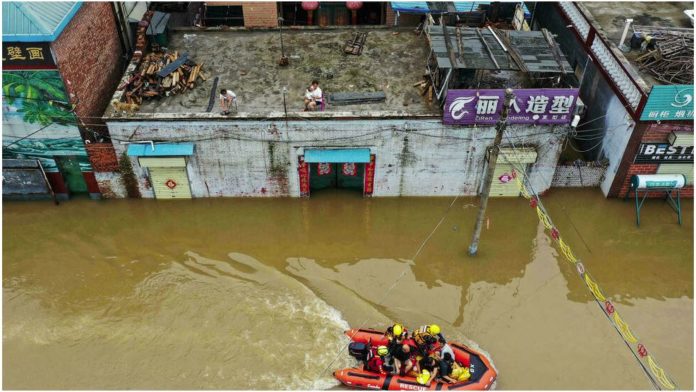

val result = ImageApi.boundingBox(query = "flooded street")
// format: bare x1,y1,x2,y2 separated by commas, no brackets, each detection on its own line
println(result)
3,189,693,390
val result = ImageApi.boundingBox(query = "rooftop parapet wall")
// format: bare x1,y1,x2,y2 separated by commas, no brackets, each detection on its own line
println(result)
106,29,438,120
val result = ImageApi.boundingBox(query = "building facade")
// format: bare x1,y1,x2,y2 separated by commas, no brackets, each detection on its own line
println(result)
536,2,693,198
2,2,125,200
99,9,577,200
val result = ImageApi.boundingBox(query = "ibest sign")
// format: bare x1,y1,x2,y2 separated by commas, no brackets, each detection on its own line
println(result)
640,85,694,121
634,143,694,164
443,88,579,125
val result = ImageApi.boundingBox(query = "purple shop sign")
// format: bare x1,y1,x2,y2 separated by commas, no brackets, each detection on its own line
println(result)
443,88,579,125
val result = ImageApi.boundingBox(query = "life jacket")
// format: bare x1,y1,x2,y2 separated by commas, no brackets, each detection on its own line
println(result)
412,326,437,347
366,348,387,374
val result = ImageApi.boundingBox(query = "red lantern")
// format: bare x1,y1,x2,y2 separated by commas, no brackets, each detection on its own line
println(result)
346,1,363,10
346,1,363,25
302,1,319,25
550,227,560,240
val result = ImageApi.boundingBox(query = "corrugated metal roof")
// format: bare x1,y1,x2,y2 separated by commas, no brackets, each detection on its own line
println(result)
3,2,82,42
305,149,371,163
127,143,195,157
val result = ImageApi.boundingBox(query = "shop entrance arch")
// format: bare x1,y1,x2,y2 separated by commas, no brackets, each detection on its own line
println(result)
298,148,375,197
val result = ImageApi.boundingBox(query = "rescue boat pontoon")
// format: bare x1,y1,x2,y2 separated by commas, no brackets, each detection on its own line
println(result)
334,328,497,390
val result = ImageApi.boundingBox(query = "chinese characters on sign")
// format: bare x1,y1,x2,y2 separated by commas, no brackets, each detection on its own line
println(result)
640,85,694,121
363,155,375,196
443,88,580,125
298,157,310,197
2,42,55,68
634,143,694,164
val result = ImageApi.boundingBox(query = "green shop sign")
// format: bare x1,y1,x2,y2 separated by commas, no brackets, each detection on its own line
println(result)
640,85,694,121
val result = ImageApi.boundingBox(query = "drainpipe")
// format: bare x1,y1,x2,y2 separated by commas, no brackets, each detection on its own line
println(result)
618,18,633,52
122,140,155,151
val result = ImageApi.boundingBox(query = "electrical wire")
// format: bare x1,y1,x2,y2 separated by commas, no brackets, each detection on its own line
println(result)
497,133,675,391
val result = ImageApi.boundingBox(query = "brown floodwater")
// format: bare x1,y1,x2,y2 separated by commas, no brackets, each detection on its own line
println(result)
3,189,693,389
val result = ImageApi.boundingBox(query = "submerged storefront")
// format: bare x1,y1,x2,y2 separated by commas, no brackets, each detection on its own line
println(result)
298,149,375,196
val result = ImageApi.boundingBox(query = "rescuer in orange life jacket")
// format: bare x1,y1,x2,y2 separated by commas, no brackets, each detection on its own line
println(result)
412,324,446,357
366,346,393,374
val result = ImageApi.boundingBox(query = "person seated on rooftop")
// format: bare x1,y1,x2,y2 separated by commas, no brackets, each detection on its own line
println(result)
310,80,323,110
219,88,237,115
304,85,316,111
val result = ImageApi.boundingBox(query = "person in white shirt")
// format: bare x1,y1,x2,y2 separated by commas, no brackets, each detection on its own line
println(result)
310,80,323,111
219,88,237,115
303,85,315,111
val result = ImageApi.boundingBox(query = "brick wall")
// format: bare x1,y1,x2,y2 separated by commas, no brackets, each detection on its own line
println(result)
52,2,124,136
617,123,694,198
385,2,396,26
85,143,119,172
242,2,278,28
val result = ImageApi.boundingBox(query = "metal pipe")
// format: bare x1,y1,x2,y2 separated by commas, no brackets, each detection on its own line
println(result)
618,18,633,52
487,26,507,52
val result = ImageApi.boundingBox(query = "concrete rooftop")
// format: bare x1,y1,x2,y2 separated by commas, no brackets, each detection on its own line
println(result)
581,2,693,87
119,29,438,119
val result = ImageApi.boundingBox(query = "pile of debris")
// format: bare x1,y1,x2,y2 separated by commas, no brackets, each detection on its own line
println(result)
413,78,435,102
634,26,694,85
119,51,207,105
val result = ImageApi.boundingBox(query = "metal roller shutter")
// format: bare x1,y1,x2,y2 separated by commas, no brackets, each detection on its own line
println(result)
149,167,192,199
490,163,523,197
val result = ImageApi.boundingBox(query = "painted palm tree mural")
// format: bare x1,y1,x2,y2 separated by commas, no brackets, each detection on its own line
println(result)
2,70,92,181
3,71,75,125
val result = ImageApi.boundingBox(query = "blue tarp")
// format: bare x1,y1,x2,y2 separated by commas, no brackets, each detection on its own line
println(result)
127,143,195,157
454,2,531,17
390,2,530,17
305,149,371,163
390,2,430,14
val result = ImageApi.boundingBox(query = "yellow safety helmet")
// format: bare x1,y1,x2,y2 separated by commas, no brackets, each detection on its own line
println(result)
429,324,441,335
416,369,431,385
377,346,389,356
393,323,403,336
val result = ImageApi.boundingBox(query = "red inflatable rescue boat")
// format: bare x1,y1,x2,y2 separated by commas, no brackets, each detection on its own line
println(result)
334,328,497,390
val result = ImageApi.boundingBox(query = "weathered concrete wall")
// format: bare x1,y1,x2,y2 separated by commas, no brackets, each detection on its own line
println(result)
598,95,635,195
103,119,566,198
94,172,127,199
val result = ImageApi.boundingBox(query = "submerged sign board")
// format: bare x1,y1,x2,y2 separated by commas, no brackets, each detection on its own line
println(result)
634,143,694,163
640,85,694,121
443,88,579,125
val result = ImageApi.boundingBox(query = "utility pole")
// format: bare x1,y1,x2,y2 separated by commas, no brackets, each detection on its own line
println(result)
468,88,515,256
278,17,289,66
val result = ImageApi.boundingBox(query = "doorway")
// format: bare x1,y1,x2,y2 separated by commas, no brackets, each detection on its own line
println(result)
309,162,365,193
55,155,87,194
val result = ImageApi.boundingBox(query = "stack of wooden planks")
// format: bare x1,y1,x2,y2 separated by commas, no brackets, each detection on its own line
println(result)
119,50,207,105
414,79,434,102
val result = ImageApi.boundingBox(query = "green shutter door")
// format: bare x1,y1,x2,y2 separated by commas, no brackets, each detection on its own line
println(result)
490,163,522,197
149,167,192,199
55,155,87,193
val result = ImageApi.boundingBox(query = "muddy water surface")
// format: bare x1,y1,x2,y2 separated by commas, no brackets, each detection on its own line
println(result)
3,189,693,389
